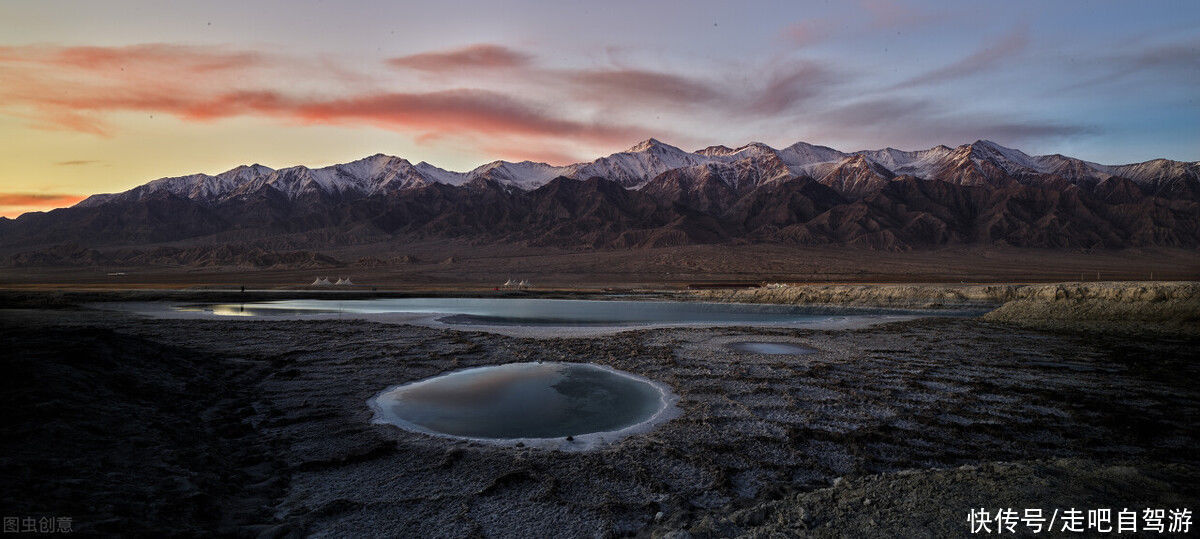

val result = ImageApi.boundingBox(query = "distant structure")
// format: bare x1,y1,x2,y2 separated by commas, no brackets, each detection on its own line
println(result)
311,277,332,286
335,277,354,286
501,279,531,290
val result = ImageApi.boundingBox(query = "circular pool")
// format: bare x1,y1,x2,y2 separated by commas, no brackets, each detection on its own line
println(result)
369,362,676,447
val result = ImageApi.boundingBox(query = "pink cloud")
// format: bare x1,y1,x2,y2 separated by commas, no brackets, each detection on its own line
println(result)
859,0,949,30
283,90,646,145
0,44,655,159
0,42,844,162
746,62,836,114
566,69,721,104
388,44,532,71
0,43,269,76
782,19,833,48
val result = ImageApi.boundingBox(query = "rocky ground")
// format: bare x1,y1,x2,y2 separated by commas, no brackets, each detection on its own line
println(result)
1,301,1197,537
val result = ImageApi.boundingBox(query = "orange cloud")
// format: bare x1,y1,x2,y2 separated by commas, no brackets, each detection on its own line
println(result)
0,44,280,136
0,42,846,162
0,43,270,83
288,90,645,144
388,44,532,71
0,43,654,154
0,193,86,218
0,193,84,206
20,43,262,72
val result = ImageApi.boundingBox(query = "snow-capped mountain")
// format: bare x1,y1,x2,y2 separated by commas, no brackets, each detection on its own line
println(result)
75,138,1198,209
815,155,897,198
563,138,717,187
6,137,1198,254
468,160,567,189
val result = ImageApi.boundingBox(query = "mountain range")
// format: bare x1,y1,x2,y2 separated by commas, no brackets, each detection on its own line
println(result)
2,138,1198,263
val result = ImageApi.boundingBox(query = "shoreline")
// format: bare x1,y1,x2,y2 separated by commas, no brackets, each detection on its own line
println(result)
4,280,1196,336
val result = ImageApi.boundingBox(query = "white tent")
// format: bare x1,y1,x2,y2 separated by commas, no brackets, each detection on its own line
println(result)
335,277,353,285
519,280,531,288
311,277,332,286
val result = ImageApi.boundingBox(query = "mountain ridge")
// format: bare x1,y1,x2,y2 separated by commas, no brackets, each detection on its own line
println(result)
3,139,1197,257
68,139,1199,209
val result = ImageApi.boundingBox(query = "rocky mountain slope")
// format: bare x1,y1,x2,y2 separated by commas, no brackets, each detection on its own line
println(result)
2,139,1197,261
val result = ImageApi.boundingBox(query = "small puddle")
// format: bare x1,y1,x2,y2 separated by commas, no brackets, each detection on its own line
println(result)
369,362,677,449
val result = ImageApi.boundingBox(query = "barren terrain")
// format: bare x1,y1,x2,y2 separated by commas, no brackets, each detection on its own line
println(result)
1,245,1197,290
2,292,1197,536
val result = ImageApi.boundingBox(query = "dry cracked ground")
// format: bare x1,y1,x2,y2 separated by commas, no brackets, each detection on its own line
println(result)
1,306,1197,537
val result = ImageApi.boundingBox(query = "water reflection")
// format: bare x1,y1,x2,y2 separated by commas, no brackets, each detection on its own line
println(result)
370,362,670,440
185,303,256,317
178,297,932,326
176,303,340,316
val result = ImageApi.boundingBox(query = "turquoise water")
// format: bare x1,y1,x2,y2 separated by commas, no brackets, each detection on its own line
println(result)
370,362,668,440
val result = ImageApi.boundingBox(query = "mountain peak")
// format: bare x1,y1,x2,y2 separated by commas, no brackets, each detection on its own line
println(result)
960,140,1041,173
838,154,893,175
626,138,674,153
784,140,840,152
221,163,274,174
216,163,275,183
737,141,776,152
697,145,736,156
350,153,404,164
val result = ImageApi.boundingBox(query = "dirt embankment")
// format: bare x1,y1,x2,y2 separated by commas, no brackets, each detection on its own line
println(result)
694,281,1200,336
693,283,1018,309
981,281,1200,336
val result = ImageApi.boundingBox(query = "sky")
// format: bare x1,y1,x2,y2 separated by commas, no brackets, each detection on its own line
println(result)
0,0,1197,217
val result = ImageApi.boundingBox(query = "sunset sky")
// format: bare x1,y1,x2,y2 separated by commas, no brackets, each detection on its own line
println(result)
1,0,1197,217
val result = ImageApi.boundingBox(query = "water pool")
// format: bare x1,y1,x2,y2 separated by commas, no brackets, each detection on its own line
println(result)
369,362,676,448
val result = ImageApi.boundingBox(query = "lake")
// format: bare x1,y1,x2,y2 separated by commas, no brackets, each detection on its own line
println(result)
171,297,972,332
